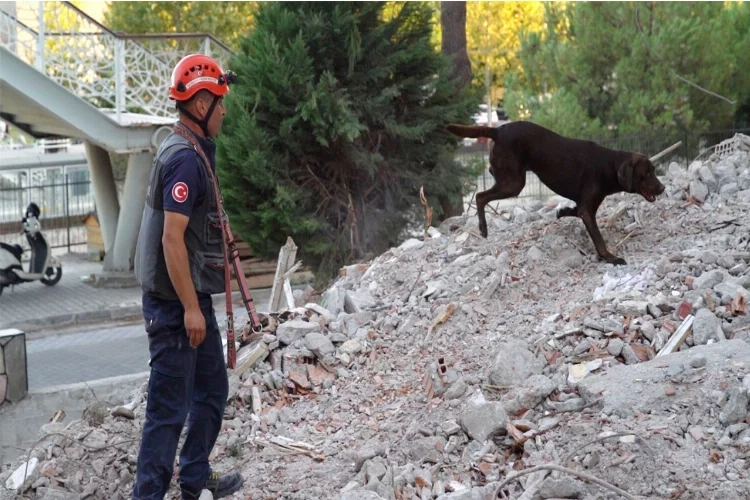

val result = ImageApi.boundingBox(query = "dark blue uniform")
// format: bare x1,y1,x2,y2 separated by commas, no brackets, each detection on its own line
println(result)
134,132,229,500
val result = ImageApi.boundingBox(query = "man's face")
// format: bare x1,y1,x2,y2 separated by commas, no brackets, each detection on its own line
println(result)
192,93,226,137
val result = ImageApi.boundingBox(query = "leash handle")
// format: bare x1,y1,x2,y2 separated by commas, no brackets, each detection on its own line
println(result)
171,123,262,369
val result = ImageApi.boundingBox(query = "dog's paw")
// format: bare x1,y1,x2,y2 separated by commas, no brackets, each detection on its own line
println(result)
479,222,488,238
608,256,627,266
556,207,577,219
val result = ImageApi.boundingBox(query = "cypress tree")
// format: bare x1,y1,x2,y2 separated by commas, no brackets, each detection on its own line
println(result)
217,1,480,282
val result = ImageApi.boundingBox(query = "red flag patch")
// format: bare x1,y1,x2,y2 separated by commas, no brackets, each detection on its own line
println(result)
172,182,188,203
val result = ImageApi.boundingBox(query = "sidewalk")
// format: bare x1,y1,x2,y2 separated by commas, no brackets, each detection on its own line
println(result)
0,252,274,332
0,253,143,330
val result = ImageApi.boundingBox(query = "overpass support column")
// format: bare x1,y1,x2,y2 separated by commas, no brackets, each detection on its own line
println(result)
109,151,153,272
84,141,119,253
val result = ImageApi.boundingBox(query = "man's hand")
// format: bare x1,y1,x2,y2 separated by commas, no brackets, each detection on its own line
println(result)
185,306,206,348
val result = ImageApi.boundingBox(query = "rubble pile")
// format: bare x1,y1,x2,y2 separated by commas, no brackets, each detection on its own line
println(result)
3,136,750,500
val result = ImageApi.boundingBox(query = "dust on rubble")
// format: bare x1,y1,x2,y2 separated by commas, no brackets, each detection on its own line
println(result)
3,139,750,500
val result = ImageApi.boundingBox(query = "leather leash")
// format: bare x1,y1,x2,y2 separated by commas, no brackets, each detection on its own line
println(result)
172,123,262,369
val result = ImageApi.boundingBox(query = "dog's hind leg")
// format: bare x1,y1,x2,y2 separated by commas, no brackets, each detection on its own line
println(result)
476,164,525,237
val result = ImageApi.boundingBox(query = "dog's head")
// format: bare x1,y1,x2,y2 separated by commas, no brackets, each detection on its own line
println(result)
617,153,665,202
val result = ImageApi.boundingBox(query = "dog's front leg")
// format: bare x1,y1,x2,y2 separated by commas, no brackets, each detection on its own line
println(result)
579,210,626,265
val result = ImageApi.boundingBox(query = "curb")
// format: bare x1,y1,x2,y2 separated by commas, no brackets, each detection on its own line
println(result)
0,290,262,332
1,305,144,332
30,371,151,397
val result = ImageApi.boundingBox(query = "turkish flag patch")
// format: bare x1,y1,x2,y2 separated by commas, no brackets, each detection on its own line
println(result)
172,182,188,203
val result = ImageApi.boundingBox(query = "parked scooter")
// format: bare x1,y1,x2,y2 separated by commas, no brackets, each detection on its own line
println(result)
0,202,63,296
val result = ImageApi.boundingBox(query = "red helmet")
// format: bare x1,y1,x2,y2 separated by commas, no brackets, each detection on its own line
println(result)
168,54,235,101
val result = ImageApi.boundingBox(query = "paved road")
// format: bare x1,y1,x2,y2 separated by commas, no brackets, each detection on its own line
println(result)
26,288,273,390
26,320,150,390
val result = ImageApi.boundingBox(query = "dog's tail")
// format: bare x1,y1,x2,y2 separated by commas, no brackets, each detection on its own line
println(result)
446,124,497,140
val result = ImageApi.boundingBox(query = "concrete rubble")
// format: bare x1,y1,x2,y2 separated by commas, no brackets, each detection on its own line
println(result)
2,141,750,499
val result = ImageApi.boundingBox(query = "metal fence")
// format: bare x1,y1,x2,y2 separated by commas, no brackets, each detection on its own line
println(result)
457,139,558,211
0,166,95,251
586,127,750,169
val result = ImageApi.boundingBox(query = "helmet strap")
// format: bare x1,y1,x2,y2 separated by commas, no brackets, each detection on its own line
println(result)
176,95,220,138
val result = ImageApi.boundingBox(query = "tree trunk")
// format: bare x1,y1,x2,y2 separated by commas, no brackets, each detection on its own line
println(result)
439,1,472,219
441,1,473,90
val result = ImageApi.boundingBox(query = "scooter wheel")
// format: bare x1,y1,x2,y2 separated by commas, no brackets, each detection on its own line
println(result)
40,266,62,286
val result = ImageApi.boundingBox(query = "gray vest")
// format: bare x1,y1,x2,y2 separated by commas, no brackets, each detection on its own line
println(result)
134,132,226,300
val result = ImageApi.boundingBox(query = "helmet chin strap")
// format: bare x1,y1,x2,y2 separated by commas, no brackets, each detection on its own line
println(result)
177,95,220,138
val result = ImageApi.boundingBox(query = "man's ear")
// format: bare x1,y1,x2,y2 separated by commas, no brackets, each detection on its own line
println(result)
618,160,634,192
193,98,206,119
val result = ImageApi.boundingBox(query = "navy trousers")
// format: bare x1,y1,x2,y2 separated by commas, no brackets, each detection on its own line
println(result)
132,295,228,500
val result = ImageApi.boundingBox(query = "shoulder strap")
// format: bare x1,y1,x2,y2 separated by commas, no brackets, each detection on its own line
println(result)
171,122,262,369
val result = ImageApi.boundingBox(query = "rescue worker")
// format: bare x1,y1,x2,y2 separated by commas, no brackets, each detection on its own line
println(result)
132,53,243,500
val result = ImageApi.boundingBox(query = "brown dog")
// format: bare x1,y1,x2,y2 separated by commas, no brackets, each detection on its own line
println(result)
447,121,665,265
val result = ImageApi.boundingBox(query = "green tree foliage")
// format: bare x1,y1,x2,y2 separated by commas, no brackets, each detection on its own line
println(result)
103,1,256,49
216,1,480,282
505,2,750,138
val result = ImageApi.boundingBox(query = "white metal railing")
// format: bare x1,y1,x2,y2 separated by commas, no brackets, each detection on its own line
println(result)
0,138,72,152
0,1,234,121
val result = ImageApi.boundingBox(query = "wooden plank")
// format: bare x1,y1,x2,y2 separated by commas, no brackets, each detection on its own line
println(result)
283,278,295,310
233,342,270,378
268,237,298,313
649,141,682,163
230,273,277,290
252,386,262,415
241,261,278,274
237,248,253,258
231,236,254,258
656,315,694,357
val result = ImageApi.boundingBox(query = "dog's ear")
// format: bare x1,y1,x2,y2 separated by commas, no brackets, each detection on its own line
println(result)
617,159,634,192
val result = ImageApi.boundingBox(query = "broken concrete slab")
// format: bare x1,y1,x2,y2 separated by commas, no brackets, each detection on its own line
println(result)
719,387,749,426
35,487,79,500
340,490,386,500
538,477,586,499
459,391,509,442
322,286,346,316
578,340,750,418
4,457,38,491
407,436,446,463
693,270,725,290
693,309,721,345
276,320,321,345
488,340,545,386
305,332,335,359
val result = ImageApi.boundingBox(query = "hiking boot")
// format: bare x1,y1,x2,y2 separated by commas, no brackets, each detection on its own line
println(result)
205,470,244,498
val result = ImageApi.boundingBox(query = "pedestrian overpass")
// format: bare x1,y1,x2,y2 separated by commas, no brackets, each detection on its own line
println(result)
0,1,233,273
